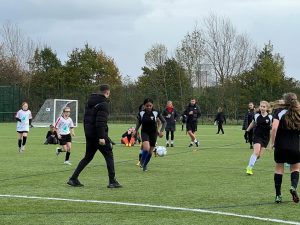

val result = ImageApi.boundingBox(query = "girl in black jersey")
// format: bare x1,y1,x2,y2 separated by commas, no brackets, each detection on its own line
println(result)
245,101,272,175
134,98,166,171
271,93,300,203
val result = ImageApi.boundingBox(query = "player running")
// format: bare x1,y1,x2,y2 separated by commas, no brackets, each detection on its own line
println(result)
55,107,75,165
245,101,272,175
15,102,32,152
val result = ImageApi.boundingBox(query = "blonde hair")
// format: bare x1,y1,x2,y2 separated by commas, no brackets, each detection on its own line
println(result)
217,107,223,113
270,99,285,113
166,101,173,107
259,101,270,113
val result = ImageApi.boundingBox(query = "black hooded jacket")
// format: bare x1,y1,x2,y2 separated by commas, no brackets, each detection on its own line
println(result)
83,93,109,139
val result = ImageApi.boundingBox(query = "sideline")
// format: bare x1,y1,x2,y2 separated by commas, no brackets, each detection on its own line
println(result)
1,194,300,225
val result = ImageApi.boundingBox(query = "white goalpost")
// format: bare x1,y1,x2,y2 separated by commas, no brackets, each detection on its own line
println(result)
32,99,78,127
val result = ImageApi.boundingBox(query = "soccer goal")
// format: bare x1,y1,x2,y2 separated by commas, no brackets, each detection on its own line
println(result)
32,99,78,127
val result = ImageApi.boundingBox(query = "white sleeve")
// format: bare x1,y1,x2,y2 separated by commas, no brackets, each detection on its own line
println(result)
15,110,20,119
29,110,33,119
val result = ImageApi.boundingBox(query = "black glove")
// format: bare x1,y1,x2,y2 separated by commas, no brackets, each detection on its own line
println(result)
244,131,249,143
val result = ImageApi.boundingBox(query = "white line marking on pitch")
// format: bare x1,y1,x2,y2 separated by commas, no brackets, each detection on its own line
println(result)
0,194,299,225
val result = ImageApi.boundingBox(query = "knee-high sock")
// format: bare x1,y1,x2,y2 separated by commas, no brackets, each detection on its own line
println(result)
138,150,142,161
22,136,27,146
248,154,257,168
274,173,283,196
144,153,152,167
291,171,299,189
65,152,70,161
141,150,148,166
18,139,22,148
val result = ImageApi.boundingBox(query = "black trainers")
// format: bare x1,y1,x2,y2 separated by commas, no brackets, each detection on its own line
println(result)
107,180,122,188
290,187,299,203
171,143,174,147
250,145,253,149
166,143,169,147
188,143,193,147
194,141,199,147
67,178,84,187
275,195,282,203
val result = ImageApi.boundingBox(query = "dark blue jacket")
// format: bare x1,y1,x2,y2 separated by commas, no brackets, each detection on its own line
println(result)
162,108,179,131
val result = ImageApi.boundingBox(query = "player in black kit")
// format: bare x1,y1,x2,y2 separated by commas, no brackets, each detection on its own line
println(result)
245,101,272,175
271,93,300,203
134,98,166,172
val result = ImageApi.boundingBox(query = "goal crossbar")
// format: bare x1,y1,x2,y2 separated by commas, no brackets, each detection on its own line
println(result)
32,99,78,127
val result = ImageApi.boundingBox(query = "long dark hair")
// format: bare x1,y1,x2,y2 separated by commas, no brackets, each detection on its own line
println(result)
283,93,300,130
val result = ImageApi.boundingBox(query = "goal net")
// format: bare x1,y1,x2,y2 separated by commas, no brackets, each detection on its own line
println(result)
32,99,78,127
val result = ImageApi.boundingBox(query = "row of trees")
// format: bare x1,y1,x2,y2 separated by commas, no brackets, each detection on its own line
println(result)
138,42,299,118
1,15,299,120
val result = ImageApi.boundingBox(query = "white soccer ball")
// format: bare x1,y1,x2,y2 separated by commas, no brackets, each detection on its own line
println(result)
156,146,167,157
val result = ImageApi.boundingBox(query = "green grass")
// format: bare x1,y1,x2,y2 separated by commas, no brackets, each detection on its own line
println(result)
0,123,300,225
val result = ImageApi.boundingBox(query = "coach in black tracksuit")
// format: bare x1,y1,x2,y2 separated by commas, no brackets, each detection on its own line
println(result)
67,84,121,188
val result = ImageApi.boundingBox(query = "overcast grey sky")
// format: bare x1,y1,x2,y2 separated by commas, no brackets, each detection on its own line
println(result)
1,0,299,80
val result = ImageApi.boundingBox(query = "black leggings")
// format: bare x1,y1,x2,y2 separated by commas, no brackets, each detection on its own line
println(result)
217,121,224,134
71,138,115,183
166,131,174,140
248,129,253,146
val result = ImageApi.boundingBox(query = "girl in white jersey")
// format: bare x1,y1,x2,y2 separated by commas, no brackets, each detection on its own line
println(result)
54,107,75,165
15,102,32,152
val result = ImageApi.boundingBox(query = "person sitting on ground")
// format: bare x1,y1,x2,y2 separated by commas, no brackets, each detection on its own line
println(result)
121,127,136,147
133,127,141,145
44,124,59,144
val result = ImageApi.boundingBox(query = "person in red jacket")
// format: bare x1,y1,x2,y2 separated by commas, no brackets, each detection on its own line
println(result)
162,101,178,147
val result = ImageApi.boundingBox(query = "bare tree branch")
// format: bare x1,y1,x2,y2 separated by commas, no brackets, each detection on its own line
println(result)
0,21,36,71
203,14,256,85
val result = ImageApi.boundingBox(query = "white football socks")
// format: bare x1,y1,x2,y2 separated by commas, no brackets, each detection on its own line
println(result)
248,154,258,168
